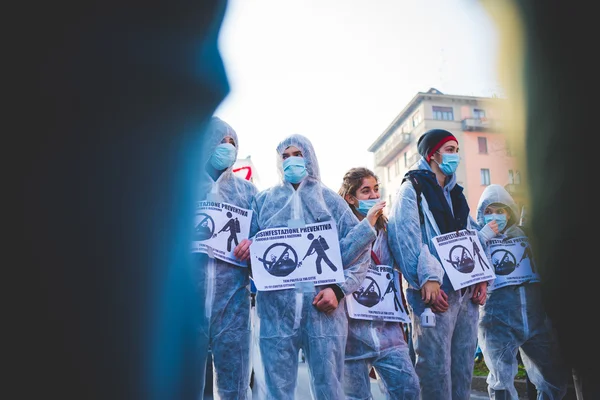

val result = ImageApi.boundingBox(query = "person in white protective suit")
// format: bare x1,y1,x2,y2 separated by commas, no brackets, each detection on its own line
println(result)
234,134,371,399
338,166,420,400
193,116,257,399
387,128,488,400
475,184,569,400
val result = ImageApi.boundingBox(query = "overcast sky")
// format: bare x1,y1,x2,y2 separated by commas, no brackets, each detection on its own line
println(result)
215,0,502,191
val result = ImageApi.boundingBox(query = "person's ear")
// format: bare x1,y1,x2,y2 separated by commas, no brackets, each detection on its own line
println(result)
345,194,356,206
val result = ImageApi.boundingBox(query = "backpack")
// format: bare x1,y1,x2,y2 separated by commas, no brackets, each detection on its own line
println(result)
318,236,329,251
401,170,424,225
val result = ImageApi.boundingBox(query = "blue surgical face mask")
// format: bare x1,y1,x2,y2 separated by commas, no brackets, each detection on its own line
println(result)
209,142,237,171
283,156,307,184
484,213,508,232
356,199,378,216
436,153,460,176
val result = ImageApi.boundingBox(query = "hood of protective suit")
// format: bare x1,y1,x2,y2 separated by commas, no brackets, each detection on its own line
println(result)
253,133,338,232
476,184,519,228
196,116,255,203
202,116,240,170
275,134,321,183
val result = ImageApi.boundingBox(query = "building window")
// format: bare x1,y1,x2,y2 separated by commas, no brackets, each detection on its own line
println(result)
474,108,486,119
432,106,454,121
508,170,514,184
395,158,401,176
480,169,491,185
478,137,488,154
387,166,392,182
412,111,422,127
403,152,408,168
515,170,521,184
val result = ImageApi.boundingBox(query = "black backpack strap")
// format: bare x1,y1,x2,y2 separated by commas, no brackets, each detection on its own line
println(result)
402,171,424,225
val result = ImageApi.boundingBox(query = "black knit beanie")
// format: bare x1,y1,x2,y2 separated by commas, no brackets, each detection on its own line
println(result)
417,129,457,162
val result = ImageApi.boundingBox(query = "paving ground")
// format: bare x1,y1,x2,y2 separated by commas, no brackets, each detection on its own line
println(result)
203,351,578,399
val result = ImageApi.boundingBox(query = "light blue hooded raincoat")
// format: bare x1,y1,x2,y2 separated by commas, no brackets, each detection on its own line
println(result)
249,134,371,400
476,184,568,400
193,117,257,399
387,157,482,400
342,218,420,400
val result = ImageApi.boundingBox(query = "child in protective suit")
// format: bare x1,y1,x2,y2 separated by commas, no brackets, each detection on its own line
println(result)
476,184,569,400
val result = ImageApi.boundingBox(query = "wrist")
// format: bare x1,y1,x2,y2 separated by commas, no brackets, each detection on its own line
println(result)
367,215,377,227
479,224,496,242
327,284,345,302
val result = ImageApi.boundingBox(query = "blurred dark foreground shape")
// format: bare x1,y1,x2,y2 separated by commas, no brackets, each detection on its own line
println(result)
483,0,600,398
12,1,230,399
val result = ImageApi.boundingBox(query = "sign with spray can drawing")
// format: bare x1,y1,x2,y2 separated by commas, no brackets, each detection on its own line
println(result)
191,200,253,267
487,236,540,290
432,228,496,290
346,263,410,323
250,221,344,291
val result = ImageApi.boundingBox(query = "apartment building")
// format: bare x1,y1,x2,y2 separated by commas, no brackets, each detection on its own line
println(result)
367,88,523,217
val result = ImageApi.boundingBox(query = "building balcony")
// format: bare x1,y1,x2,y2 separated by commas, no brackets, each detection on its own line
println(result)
374,132,412,166
462,117,501,132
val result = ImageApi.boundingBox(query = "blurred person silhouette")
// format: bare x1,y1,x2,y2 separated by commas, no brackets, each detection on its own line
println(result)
13,1,231,399
193,117,257,399
481,0,600,398
339,167,420,400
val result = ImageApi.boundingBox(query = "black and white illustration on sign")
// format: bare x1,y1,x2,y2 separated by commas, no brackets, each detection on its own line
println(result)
383,271,407,315
250,221,344,291
444,236,491,274
346,264,410,323
194,213,215,241
432,228,496,290
191,201,253,267
257,243,298,277
218,212,241,252
299,233,337,274
488,236,540,290
353,276,380,308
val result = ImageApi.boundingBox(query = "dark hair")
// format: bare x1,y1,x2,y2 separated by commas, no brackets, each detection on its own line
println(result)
338,167,387,232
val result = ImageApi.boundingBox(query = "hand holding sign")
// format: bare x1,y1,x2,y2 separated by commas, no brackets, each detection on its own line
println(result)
313,288,339,314
233,239,252,262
